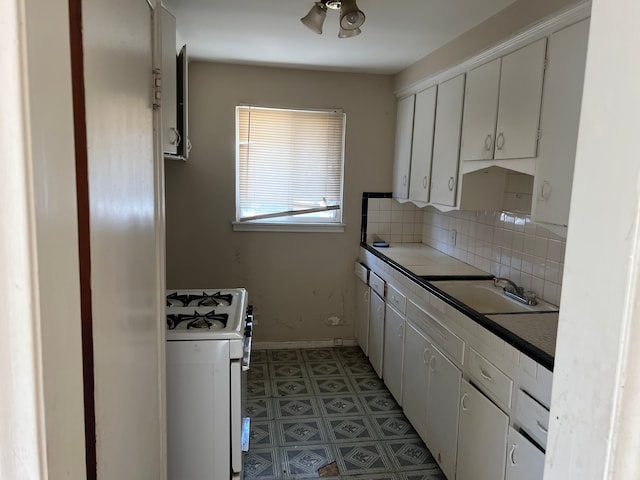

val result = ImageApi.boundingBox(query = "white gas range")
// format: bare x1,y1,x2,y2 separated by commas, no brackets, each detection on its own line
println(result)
165,288,253,480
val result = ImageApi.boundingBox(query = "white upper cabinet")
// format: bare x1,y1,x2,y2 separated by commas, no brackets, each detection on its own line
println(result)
533,19,590,228
430,74,465,207
494,38,547,160
460,59,501,161
461,39,547,164
409,86,437,204
393,95,415,200
161,6,178,155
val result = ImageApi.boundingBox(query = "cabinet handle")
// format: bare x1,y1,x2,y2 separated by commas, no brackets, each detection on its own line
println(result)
422,176,428,189
496,132,505,150
448,177,454,191
536,420,549,434
364,290,369,301
186,137,192,153
429,355,436,371
479,367,493,382
168,127,180,145
397,325,404,338
540,180,551,200
460,392,469,411
422,348,429,364
403,175,407,186
509,444,517,466
484,134,493,152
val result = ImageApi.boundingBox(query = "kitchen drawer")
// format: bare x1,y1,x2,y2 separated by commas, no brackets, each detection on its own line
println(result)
354,262,369,284
407,300,464,365
515,389,550,450
386,284,407,314
466,346,513,408
369,272,385,298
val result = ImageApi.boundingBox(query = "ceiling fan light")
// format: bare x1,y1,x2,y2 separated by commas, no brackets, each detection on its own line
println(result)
301,2,328,34
338,26,361,38
339,0,365,30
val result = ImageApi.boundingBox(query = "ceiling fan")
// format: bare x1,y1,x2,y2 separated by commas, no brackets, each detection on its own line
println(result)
301,0,366,38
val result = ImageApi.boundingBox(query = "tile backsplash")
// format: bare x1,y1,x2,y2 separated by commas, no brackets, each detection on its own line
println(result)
365,198,566,306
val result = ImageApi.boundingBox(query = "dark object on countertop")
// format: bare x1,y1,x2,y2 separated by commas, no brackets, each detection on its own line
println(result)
373,241,389,248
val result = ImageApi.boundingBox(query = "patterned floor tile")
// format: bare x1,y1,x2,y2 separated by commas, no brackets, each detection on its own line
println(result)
282,445,335,477
342,360,376,376
385,440,439,472
334,442,393,476
350,375,388,394
247,379,271,398
251,350,268,364
268,349,304,364
277,418,327,446
325,416,378,443
244,398,275,420
243,448,281,479
270,362,309,380
248,363,269,380
307,361,346,377
318,395,365,417
302,348,339,362
359,393,403,414
311,376,355,395
398,470,446,480
275,397,320,418
345,474,400,480
273,378,313,397
371,414,419,439
335,346,367,362
249,420,278,448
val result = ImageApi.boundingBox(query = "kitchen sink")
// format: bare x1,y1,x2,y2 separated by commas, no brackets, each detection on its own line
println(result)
427,279,559,314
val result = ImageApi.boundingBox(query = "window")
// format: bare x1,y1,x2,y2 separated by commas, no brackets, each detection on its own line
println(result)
234,106,345,231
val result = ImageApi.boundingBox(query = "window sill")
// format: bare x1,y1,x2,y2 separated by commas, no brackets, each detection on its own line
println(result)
232,222,346,233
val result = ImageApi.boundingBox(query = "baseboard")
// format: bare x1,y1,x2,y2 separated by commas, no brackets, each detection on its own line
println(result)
252,339,358,350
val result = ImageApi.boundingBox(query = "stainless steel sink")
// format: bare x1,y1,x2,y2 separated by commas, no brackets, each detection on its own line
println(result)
428,279,559,314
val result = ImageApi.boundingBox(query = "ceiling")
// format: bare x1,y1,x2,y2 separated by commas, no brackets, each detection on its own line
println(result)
163,0,518,75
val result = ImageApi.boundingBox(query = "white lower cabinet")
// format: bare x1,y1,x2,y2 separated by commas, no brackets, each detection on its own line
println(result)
402,323,430,440
505,427,545,480
368,289,385,378
355,272,370,356
383,304,405,404
457,379,509,480
425,344,461,480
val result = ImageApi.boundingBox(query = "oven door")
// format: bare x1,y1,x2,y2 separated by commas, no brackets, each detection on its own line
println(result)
231,359,243,477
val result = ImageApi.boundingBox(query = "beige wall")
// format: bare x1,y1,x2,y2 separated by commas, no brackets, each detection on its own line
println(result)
394,0,583,92
165,63,396,343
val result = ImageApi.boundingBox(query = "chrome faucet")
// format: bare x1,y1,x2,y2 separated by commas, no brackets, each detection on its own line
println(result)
493,277,538,306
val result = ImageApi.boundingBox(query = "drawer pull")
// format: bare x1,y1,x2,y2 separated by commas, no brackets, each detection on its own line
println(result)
422,348,429,364
429,355,436,372
460,392,469,411
397,325,404,338
509,444,517,466
480,368,493,382
536,420,548,434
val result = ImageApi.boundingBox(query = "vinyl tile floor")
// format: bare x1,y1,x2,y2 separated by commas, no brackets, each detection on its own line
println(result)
243,346,446,480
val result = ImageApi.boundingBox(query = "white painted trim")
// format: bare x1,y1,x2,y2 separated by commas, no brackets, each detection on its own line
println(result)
395,1,592,98
253,339,358,350
232,222,346,233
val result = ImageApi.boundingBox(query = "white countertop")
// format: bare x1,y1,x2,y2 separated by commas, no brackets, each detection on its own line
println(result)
486,313,559,359
369,243,489,277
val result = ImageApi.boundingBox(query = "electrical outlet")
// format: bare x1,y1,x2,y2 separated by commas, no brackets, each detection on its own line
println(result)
326,316,341,326
333,338,343,346
450,229,457,246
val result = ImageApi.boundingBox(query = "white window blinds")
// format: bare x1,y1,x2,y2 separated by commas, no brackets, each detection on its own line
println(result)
236,106,345,224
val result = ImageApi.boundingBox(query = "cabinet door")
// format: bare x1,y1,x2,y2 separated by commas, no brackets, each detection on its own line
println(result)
368,291,385,378
402,323,430,441
393,95,415,200
494,38,547,160
532,19,590,227
460,59,501,161
161,6,178,155
355,279,370,356
457,379,509,480
425,344,461,480
505,427,545,480
383,304,405,404
409,86,437,203
430,74,465,207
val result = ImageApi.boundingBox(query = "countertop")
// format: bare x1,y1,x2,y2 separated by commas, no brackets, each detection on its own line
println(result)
362,242,558,370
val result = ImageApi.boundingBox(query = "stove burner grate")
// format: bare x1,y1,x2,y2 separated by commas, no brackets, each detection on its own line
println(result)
167,310,229,330
167,291,234,307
